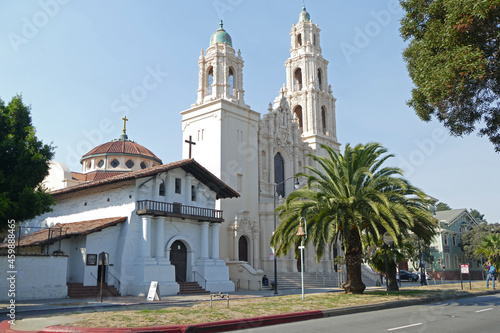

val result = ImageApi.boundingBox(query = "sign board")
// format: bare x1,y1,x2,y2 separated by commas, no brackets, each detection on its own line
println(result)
147,281,161,301
383,232,394,246
461,264,469,274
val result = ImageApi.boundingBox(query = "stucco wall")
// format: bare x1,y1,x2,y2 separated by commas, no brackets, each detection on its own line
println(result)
0,255,68,301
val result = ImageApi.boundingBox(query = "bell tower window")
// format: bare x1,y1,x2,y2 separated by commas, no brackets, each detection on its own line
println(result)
317,68,322,90
294,68,302,91
293,105,303,129
207,66,214,95
297,33,302,47
321,106,327,134
228,67,234,96
313,34,316,46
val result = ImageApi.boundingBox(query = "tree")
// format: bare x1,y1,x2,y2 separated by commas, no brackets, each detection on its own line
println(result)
436,202,452,211
470,209,486,222
271,143,437,294
462,221,500,260
0,95,54,231
400,0,500,152
476,233,500,270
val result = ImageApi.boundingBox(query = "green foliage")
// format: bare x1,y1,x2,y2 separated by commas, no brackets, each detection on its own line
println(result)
469,209,486,222
476,233,500,269
271,143,437,294
400,0,500,152
463,222,500,260
0,95,54,231
436,202,452,211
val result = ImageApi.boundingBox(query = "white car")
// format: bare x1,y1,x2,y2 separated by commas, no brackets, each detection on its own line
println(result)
413,271,431,281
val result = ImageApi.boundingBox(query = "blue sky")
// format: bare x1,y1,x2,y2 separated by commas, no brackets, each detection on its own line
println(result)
1,0,499,223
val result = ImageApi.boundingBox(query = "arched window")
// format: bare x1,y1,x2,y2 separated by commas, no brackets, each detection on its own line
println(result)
313,34,316,46
443,234,448,246
294,68,302,91
452,235,456,246
159,183,165,196
274,152,285,197
297,33,302,47
228,67,234,96
238,236,248,262
321,106,327,134
293,105,303,128
454,254,459,269
445,253,450,269
317,68,322,90
207,66,214,95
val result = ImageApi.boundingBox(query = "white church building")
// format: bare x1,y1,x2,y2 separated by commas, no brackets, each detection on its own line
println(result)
2,6,369,301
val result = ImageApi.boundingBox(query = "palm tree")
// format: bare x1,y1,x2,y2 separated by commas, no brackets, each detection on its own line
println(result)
476,233,500,270
271,143,437,294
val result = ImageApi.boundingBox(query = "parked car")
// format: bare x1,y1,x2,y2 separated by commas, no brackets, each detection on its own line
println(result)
397,270,419,281
413,271,431,281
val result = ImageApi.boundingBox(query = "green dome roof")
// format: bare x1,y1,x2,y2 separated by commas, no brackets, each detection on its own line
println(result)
298,5,311,22
210,20,232,47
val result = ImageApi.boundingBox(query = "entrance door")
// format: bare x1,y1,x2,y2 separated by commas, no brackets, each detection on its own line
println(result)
170,240,187,282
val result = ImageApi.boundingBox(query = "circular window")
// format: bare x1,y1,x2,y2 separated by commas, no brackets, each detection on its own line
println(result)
126,160,134,168
140,162,147,169
97,160,104,168
111,159,119,168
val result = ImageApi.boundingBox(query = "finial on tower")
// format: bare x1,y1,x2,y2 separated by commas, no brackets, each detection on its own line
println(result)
219,20,223,29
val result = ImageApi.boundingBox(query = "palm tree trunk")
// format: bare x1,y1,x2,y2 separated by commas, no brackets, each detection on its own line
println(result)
342,228,366,294
387,261,399,291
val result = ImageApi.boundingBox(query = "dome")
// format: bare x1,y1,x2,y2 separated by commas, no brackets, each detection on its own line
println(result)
210,20,232,47
298,5,311,22
81,138,162,164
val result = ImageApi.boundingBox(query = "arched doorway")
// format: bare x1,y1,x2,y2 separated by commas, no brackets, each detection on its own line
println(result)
170,240,187,282
238,236,248,262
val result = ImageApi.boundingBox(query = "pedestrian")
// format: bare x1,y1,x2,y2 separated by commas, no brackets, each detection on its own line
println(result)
486,262,496,289
262,275,269,287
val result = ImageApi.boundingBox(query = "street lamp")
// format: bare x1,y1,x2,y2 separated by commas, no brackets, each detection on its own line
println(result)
273,176,300,295
296,217,307,299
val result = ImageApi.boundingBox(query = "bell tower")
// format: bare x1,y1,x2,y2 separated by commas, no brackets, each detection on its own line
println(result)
181,21,260,269
194,21,246,107
278,6,340,154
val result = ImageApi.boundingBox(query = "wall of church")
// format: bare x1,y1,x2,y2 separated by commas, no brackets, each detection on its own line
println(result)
0,255,67,301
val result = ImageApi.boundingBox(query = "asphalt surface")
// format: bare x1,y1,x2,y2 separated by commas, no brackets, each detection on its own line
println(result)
1,282,497,333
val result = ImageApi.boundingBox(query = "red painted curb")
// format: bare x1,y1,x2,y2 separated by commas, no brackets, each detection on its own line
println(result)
0,319,39,333
38,310,324,333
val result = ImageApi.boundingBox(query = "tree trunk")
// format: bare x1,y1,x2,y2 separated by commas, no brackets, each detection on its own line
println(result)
342,228,366,294
387,261,399,291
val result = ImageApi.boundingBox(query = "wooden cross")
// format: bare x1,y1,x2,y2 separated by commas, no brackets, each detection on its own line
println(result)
122,116,128,133
185,135,196,158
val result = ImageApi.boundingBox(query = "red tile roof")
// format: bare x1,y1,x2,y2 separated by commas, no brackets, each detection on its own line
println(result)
72,171,126,182
53,159,239,199
0,217,127,248
81,139,162,164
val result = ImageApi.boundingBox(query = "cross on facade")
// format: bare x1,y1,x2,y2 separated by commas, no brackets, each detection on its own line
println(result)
122,116,128,134
185,135,196,158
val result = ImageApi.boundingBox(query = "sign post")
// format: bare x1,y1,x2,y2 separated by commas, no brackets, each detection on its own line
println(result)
460,264,471,290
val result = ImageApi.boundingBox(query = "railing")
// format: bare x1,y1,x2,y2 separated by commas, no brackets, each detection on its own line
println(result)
136,200,223,221
108,270,121,291
193,271,207,290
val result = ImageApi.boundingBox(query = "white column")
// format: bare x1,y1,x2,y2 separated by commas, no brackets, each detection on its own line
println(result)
142,216,152,258
252,228,260,269
210,223,220,260
156,217,165,259
200,222,210,259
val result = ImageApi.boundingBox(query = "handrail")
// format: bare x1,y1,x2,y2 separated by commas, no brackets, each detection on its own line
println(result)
90,272,99,281
193,271,207,290
107,270,121,290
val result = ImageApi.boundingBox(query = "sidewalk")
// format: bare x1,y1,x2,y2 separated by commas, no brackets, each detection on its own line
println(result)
1,285,495,333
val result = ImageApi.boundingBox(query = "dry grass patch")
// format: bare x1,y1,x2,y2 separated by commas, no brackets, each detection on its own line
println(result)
65,282,493,328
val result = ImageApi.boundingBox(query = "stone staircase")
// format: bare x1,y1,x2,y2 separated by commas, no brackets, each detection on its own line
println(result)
177,282,210,295
270,272,341,290
67,283,120,298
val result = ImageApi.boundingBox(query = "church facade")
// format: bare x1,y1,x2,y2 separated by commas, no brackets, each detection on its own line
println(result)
2,6,349,300
181,6,342,285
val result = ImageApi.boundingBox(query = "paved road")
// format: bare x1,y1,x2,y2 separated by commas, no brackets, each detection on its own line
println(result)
236,293,500,333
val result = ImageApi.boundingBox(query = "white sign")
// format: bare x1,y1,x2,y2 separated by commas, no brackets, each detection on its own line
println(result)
461,264,469,274
147,281,161,301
